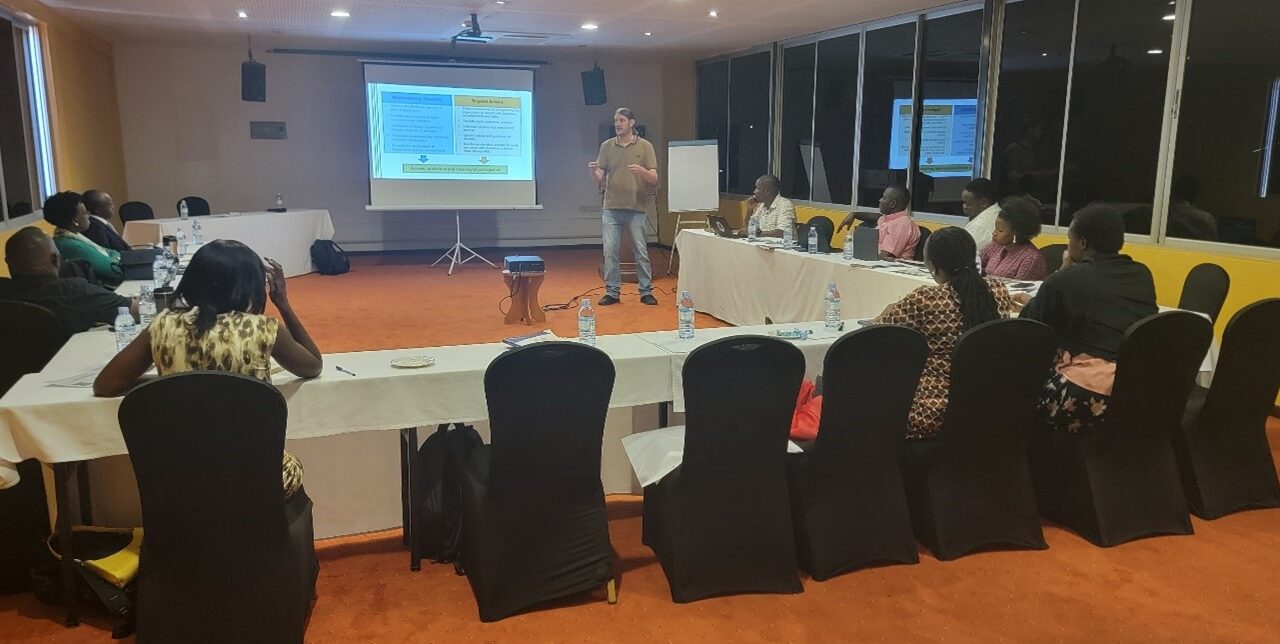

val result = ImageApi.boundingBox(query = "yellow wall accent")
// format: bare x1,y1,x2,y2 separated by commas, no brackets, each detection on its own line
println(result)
0,0,128,276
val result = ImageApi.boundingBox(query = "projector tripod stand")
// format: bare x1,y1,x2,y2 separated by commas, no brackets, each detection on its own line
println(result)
432,210,497,275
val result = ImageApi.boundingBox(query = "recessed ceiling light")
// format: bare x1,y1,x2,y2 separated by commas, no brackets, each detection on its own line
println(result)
330,9,350,18
582,23,598,30
708,9,718,17
237,10,248,18
644,32,652,36
496,0,506,3
1041,52,1048,56
1147,48,1164,54
1162,13,1175,20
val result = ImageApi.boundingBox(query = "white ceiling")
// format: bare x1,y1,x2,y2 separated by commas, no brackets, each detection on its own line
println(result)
44,0,946,56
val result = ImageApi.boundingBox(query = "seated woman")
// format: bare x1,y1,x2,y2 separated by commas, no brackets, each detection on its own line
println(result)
1019,206,1157,433
875,227,1019,439
42,191,125,288
94,240,324,499
980,197,1048,281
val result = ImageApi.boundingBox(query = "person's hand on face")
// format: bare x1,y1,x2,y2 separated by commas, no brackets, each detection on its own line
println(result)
265,258,288,305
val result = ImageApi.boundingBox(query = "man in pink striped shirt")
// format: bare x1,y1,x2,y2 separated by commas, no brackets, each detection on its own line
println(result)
838,185,921,260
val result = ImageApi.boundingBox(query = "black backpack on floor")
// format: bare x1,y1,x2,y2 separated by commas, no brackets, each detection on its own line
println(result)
414,423,483,569
310,240,350,275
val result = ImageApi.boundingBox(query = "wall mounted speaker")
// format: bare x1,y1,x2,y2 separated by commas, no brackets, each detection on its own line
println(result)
581,67,607,106
242,60,266,102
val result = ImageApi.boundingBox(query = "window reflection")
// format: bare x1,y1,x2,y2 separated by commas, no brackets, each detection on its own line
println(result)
858,22,917,209
913,10,983,215
779,44,816,200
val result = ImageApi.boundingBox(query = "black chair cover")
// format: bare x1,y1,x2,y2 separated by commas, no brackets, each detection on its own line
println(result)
1177,263,1230,323
118,201,155,224
119,372,316,643
644,336,805,602
1030,311,1212,547
0,302,67,593
788,325,928,580
176,196,211,217
902,318,1056,561
1175,299,1280,519
460,342,616,622
917,226,932,257
1040,244,1067,275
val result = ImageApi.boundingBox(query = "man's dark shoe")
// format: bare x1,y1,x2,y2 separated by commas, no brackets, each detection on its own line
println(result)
640,294,659,306
599,295,620,305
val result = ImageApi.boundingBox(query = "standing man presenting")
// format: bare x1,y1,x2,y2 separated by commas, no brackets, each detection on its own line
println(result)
589,107,659,306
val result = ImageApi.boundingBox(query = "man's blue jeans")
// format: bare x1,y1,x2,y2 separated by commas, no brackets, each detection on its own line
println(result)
601,208,653,297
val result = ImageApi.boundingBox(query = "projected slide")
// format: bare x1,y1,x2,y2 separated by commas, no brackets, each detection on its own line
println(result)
367,83,534,181
888,98,978,177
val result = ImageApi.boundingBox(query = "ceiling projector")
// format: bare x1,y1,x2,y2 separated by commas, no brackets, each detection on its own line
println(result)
453,13,494,44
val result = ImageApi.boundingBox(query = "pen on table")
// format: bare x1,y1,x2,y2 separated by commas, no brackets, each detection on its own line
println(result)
335,366,357,377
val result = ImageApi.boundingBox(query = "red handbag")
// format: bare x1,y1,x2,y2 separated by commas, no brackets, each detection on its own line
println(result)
790,380,823,441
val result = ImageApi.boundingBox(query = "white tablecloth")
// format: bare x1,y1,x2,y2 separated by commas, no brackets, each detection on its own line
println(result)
675,229,933,326
0,330,671,467
122,209,335,277
636,319,857,413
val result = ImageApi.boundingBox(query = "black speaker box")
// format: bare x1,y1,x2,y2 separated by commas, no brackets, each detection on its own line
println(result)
242,60,266,102
581,67,607,106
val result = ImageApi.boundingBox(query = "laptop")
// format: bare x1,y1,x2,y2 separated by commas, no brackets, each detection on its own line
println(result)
849,225,880,260
707,215,744,238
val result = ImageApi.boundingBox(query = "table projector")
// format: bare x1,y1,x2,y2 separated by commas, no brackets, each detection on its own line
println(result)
503,255,545,274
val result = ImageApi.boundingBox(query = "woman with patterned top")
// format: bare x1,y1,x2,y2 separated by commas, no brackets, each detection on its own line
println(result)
95,240,324,499
980,197,1048,281
875,227,1020,439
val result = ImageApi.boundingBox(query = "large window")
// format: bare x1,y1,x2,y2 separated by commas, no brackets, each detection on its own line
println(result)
778,43,815,200
1059,0,1173,231
695,60,729,192
726,51,772,194
0,13,53,225
812,33,861,205
913,9,983,214
695,51,773,195
991,0,1074,225
1168,0,1280,249
858,21,918,209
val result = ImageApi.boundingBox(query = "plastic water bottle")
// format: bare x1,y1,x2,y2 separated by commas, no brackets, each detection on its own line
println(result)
276,193,285,210
191,219,203,245
138,285,156,328
178,199,189,219
114,306,137,353
747,213,759,241
677,290,695,340
176,228,188,255
842,231,855,260
825,282,842,330
577,298,596,346
152,255,168,287
808,226,819,254
782,223,794,249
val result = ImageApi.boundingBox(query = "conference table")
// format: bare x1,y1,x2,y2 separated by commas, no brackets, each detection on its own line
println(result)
121,209,336,277
675,229,935,326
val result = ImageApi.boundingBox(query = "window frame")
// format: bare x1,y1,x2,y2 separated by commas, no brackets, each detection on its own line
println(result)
695,43,776,198
0,7,55,232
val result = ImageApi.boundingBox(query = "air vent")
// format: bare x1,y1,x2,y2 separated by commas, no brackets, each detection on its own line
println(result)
490,32,560,45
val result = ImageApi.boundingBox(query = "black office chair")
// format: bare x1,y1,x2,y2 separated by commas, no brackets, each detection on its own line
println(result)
1177,263,1230,324
1030,311,1212,547
118,201,155,224
1175,299,1280,519
788,325,928,580
120,372,317,643
644,336,805,603
799,216,835,253
901,318,1056,561
0,302,69,593
1041,244,1068,274
460,342,616,622
176,196,211,217
916,226,932,258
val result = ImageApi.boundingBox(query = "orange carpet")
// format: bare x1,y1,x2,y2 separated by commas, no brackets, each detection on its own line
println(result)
3,249,1280,642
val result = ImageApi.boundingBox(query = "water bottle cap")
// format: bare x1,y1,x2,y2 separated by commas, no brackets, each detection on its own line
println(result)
118,306,130,315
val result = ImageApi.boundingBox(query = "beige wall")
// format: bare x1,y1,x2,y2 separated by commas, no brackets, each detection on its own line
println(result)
657,60,697,246
113,40,695,251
